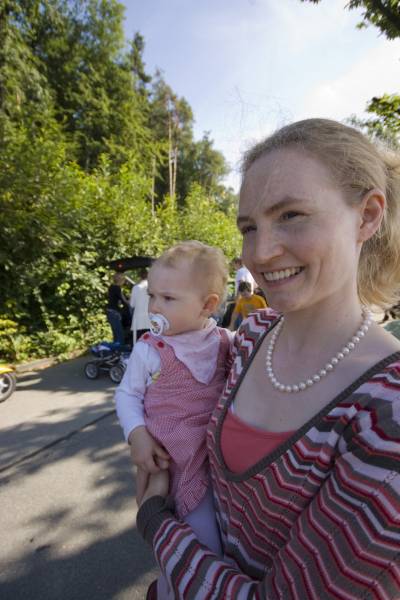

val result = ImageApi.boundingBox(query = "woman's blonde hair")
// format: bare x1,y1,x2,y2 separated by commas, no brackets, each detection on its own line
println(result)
151,240,229,304
242,118,400,309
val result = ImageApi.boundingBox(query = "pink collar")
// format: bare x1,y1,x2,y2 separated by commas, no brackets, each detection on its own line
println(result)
161,319,221,384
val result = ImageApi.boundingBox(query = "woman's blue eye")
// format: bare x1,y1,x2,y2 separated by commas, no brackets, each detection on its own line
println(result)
281,211,300,221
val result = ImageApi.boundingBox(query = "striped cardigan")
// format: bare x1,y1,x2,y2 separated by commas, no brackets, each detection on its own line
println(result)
137,311,400,599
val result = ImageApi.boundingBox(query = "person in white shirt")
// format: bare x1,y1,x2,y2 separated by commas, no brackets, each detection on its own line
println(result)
232,256,255,295
129,269,151,343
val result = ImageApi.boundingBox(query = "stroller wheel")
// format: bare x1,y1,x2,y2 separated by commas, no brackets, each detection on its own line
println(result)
84,362,99,379
109,365,124,384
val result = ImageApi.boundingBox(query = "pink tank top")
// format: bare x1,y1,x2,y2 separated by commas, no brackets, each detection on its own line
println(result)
221,409,295,473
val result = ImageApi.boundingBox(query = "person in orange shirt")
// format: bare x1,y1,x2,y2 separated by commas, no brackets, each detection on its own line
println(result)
229,281,267,330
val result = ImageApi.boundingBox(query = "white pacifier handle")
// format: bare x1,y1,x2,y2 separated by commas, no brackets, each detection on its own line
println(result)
148,313,170,336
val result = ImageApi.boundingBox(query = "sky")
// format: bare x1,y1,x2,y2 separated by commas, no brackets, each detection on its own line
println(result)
121,0,400,190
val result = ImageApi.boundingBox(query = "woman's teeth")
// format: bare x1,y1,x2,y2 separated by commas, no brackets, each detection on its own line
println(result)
263,267,302,282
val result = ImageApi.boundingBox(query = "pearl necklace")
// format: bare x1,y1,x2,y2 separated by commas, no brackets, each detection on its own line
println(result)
265,310,372,393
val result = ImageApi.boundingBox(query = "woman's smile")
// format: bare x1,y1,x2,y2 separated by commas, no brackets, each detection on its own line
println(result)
261,266,304,284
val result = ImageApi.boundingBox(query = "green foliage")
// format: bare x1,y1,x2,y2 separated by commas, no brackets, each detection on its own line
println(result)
180,185,241,258
349,94,400,146
1,0,240,362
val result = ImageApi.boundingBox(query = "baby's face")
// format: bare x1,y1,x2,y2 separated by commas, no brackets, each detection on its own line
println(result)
147,261,211,336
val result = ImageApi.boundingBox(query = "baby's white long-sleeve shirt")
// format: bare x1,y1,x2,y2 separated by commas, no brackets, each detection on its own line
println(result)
114,341,160,441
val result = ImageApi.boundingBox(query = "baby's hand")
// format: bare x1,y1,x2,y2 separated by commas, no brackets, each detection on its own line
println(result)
128,426,170,474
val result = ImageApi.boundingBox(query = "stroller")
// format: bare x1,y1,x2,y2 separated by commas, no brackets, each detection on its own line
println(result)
84,341,131,384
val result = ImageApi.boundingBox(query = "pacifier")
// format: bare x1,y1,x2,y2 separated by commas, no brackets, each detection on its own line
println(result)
148,313,170,336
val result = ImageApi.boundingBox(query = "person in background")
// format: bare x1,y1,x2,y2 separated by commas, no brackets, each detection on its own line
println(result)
115,241,232,599
130,268,151,343
232,256,255,296
106,272,130,345
229,280,267,330
135,118,400,599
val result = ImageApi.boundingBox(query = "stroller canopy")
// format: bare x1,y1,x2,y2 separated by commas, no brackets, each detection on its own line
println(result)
109,256,154,272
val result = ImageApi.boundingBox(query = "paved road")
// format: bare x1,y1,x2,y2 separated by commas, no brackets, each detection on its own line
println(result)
0,356,157,599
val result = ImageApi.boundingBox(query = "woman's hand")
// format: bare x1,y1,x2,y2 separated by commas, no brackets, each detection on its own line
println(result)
138,469,169,507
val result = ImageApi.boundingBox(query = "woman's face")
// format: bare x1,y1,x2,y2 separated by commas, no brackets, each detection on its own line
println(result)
238,147,363,315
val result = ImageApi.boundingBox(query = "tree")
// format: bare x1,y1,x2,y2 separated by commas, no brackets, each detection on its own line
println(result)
0,0,238,361
177,132,229,201
349,93,400,146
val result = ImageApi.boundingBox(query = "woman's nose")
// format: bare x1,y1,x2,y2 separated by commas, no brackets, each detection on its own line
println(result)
252,229,284,265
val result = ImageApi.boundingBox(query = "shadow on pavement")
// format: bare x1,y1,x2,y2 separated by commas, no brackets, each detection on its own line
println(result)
0,527,155,600
0,415,157,599
0,356,119,472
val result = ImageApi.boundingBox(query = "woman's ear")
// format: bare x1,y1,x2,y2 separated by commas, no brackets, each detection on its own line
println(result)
357,189,386,243
202,294,220,316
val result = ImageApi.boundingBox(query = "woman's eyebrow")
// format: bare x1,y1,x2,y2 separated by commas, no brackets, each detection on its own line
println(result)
237,196,308,226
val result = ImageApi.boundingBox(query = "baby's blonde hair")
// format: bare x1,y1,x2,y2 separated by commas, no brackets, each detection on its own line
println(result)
151,241,229,305
242,118,400,309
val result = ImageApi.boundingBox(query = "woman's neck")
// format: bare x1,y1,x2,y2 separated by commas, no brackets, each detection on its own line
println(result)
279,298,365,356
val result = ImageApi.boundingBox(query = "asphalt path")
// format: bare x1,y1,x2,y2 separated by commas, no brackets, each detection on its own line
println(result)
0,356,157,599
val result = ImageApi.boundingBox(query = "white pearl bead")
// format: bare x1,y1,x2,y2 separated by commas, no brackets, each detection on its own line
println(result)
265,310,370,393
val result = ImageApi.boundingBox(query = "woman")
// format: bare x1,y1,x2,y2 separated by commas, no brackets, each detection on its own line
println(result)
136,119,400,599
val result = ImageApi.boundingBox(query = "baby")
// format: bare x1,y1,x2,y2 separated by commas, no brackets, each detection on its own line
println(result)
115,241,232,569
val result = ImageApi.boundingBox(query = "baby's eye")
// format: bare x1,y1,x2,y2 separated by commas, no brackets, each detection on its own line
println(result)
164,295,174,302
147,292,153,298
